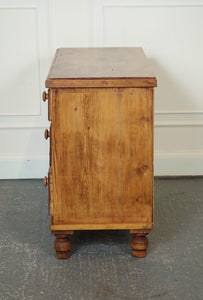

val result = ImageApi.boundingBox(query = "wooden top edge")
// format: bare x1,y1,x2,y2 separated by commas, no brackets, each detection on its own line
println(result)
45,77,157,88
46,76,157,81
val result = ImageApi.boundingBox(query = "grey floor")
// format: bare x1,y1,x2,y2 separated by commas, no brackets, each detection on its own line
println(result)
0,179,202,300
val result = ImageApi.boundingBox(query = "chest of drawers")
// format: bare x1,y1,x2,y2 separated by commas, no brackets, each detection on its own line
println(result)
43,47,157,259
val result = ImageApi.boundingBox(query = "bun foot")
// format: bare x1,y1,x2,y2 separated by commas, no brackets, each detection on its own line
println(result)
131,233,149,258
54,234,71,259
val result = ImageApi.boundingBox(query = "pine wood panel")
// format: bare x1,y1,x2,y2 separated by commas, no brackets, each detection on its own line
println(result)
50,87,153,228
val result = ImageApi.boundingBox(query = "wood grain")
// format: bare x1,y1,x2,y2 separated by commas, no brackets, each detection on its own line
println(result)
46,78,156,88
50,87,154,230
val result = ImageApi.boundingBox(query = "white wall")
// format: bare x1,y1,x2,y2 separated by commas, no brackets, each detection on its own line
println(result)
0,0,203,178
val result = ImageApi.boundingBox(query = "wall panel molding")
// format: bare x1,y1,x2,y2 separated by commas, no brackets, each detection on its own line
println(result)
0,117,202,128
0,5,41,117
0,0,51,178
102,0,203,7
0,123,49,129
0,0,50,129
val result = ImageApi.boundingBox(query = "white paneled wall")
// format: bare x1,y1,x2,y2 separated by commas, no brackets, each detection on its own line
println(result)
0,0,203,178
0,0,51,178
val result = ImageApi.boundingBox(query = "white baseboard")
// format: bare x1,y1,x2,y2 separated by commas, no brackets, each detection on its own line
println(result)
0,152,202,179
0,155,49,179
155,152,203,176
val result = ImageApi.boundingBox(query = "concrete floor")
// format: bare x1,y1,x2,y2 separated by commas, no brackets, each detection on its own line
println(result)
0,178,202,300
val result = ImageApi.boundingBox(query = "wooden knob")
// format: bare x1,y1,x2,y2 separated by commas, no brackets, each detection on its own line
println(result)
43,176,48,186
44,129,50,140
42,91,48,102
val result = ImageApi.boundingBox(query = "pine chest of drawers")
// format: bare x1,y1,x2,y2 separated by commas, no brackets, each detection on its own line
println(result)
43,47,157,259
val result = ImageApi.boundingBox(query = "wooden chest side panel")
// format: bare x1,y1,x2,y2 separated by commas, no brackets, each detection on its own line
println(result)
51,88,153,226
122,88,154,224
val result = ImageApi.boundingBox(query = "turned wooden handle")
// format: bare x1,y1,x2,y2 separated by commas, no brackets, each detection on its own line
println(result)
42,91,48,102
44,129,50,140
43,176,48,186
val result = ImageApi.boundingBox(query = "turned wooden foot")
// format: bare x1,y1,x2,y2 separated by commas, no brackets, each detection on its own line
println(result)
54,234,71,259
52,232,73,259
131,233,149,258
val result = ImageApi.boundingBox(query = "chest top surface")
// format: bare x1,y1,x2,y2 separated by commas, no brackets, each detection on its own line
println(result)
46,47,157,88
